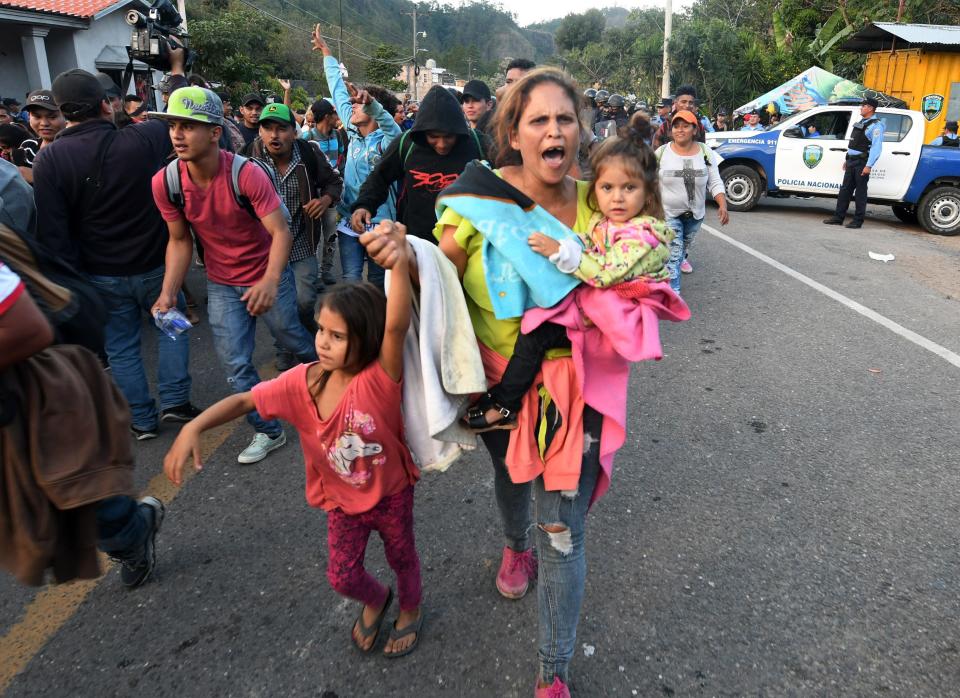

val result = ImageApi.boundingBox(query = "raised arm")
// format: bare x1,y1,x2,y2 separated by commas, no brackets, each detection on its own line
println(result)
373,221,412,382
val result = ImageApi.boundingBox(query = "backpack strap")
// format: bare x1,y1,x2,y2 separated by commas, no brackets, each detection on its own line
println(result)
230,154,258,219
399,131,414,167
164,159,185,211
335,128,348,170
654,143,711,167
470,128,484,159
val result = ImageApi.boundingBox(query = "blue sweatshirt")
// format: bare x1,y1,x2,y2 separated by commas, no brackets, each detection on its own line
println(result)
323,56,402,225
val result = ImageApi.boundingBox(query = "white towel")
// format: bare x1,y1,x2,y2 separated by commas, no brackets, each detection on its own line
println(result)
385,237,487,471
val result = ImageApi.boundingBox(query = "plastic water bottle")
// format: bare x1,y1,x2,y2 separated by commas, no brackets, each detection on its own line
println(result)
154,308,193,340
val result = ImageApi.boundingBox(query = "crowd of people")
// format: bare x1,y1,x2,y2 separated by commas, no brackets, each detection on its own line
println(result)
0,22,751,697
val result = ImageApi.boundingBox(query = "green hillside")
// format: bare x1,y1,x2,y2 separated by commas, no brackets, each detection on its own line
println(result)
187,0,554,93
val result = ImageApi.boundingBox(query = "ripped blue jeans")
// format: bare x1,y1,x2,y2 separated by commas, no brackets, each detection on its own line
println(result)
482,406,603,685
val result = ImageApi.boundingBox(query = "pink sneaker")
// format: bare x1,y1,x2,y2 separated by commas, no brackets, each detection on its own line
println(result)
496,546,537,599
680,259,694,274
534,676,571,698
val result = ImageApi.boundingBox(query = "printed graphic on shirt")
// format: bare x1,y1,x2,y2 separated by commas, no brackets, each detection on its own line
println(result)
662,159,707,206
327,409,386,486
410,169,459,192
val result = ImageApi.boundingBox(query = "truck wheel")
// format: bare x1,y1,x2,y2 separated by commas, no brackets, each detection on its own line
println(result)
918,186,960,236
891,204,918,225
722,165,762,211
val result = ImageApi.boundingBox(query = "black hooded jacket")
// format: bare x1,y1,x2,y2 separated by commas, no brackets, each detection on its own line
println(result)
352,85,483,241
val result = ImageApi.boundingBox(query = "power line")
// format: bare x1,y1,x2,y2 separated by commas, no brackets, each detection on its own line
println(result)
336,0,409,46
233,0,413,66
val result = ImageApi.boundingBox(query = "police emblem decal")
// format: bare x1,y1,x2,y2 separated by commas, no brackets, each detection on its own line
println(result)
803,144,823,169
922,94,944,122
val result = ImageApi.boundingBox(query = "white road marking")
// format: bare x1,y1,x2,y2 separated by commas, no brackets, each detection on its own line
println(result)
701,223,960,370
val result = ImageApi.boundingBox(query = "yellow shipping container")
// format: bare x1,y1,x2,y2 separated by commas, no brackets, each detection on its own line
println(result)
843,23,960,145
863,49,960,143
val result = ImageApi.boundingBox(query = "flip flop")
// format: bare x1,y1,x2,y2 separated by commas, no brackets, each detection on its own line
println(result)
351,587,393,653
383,610,424,659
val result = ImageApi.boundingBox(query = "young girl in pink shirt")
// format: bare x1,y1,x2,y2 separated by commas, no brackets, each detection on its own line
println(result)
163,234,423,657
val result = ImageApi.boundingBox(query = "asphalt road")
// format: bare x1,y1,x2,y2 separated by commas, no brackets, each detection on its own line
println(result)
2,196,960,697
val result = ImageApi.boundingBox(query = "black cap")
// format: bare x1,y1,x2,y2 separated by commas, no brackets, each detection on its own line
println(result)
52,69,106,111
24,89,59,113
96,72,121,98
946,120,958,132
311,98,335,118
716,107,727,116
657,97,672,108
2,97,20,108
862,96,879,109
462,80,491,102
241,92,265,107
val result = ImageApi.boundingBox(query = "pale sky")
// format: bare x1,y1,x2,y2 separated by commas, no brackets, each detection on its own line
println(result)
507,0,696,27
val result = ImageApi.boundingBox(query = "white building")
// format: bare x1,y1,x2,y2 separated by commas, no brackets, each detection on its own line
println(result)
0,0,159,105
397,59,461,100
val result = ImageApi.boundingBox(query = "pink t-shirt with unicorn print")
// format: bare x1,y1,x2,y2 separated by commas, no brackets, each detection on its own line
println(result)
252,361,419,515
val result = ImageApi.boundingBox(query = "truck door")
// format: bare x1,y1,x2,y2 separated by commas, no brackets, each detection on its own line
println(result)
868,111,924,200
774,108,852,194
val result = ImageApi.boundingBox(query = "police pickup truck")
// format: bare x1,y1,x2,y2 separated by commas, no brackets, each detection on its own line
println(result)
706,105,960,235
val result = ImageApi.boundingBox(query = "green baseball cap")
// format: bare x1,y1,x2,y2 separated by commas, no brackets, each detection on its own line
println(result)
258,102,295,127
148,86,223,124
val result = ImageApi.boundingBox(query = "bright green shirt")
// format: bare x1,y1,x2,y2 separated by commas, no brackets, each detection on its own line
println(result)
434,178,596,358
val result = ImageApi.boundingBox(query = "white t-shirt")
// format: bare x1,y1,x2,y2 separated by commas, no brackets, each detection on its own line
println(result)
0,262,24,316
657,144,725,220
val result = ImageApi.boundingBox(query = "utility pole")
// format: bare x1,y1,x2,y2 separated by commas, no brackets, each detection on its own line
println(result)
467,57,474,79
661,0,672,98
404,8,420,100
338,0,343,60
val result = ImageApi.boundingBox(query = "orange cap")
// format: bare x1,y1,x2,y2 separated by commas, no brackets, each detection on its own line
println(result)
671,110,698,125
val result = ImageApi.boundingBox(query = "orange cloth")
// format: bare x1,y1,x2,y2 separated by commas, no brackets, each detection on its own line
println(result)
478,343,585,493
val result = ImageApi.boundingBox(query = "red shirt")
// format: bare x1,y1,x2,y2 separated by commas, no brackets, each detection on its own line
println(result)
252,361,419,515
0,262,24,316
152,150,281,286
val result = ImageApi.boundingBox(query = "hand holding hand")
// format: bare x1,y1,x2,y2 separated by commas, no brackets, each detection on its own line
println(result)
528,232,560,258
360,221,408,270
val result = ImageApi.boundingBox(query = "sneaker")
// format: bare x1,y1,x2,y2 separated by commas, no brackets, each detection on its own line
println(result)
822,217,844,225
680,259,693,274
160,402,202,423
238,431,287,464
130,425,158,441
108,496,165,588
534,676,571,698
845,221,863,229
496,546,537,600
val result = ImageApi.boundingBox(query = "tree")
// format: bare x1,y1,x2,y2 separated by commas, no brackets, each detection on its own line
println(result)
555,10,606,52
365,44,410,92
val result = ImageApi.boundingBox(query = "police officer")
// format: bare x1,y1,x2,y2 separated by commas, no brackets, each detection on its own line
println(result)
824,97,885,229
929,120,959,147
581,88,598,132
606,93,629,128
712,107,731,132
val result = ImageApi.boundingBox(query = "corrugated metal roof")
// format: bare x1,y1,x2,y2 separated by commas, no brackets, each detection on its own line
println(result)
842,22,960,53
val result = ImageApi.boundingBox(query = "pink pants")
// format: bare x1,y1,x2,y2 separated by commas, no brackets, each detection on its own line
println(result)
325,486,422,611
